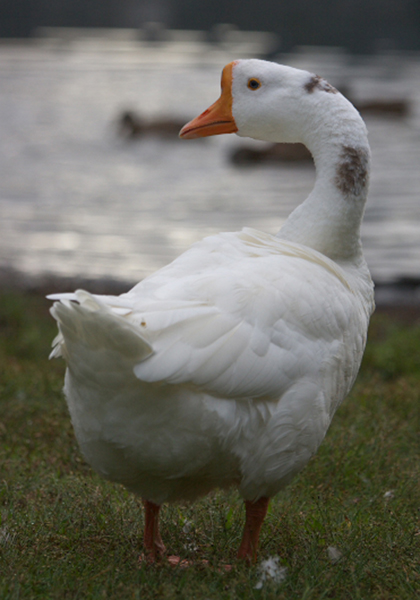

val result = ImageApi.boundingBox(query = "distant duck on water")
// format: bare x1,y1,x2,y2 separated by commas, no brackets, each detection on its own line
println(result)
118,110,187,140
230,141,313,166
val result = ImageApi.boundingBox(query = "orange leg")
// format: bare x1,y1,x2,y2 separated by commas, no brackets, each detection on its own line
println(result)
237,496,270,563
143,499,166,562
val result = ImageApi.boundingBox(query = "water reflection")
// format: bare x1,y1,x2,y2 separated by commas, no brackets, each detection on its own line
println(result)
0,38,419,291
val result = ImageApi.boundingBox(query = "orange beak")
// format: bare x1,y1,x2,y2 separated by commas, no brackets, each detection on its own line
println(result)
179,62,238,139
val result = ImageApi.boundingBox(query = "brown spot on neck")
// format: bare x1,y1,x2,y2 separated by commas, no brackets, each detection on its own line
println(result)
304,74,338,94
335,146,369,198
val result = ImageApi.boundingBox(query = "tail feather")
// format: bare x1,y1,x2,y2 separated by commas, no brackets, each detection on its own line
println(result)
49,290,153,364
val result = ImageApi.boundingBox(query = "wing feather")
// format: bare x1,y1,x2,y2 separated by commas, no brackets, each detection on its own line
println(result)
50,230,371,403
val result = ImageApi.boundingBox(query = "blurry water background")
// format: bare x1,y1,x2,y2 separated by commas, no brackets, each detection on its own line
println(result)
0,33,419,300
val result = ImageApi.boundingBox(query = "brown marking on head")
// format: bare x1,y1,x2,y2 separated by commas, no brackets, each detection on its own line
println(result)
335,146,370,198
304,74,338,94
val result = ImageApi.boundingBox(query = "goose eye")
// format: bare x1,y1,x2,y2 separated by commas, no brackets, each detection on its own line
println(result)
247,78,262,91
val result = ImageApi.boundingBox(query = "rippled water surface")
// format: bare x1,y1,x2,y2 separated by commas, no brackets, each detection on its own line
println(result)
1,42,420,287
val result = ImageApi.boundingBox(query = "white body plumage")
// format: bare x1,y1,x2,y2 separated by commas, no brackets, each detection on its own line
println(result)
50,59,374,518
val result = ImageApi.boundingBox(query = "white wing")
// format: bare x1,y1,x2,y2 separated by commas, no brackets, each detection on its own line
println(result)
50,228,372,405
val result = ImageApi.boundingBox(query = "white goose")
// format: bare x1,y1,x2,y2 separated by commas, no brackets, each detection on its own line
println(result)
49,59,374,564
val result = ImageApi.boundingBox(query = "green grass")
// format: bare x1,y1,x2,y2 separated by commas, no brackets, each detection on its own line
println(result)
0,290,419,599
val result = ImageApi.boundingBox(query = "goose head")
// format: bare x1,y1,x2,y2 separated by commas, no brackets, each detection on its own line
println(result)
180,59,371,262
180,59,363,152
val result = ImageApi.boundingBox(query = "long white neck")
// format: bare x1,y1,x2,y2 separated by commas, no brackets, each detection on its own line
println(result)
276,94,370,265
